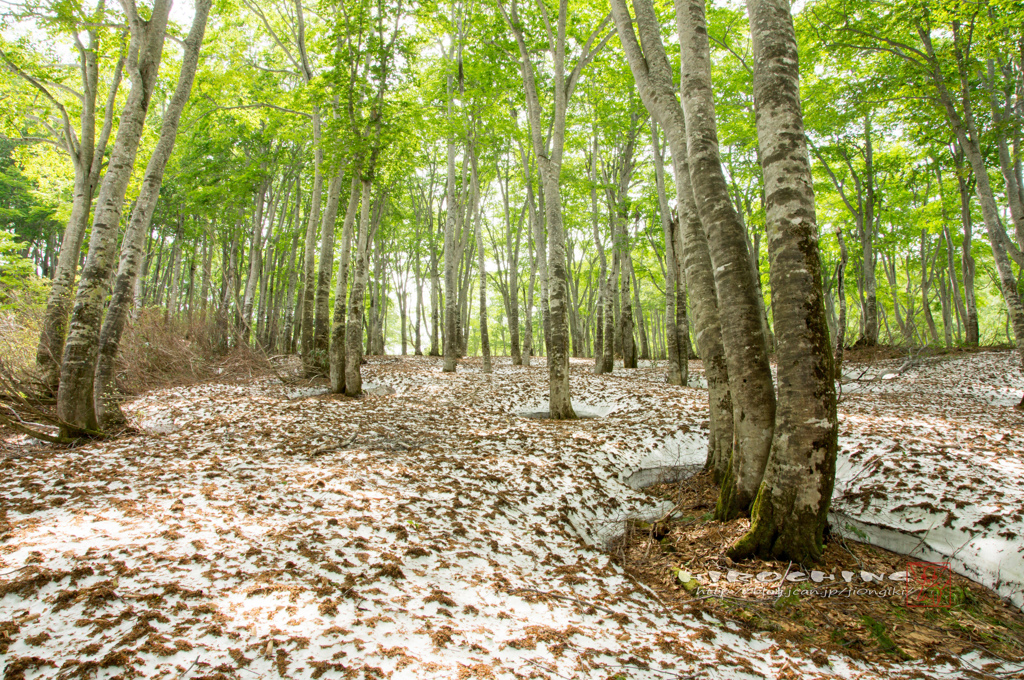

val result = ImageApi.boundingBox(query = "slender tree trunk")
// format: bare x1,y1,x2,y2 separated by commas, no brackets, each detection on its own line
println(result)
652,122,685,385
164,218,183,322
632,267,650,360
330,173,361,392
314,166,345,365
923,25,1024,366
241,179,269,343
861,115,879,346
987,60,1024,247
470,151,491,373
603,261,616,372
620,240,636,368
300,109,324,374
523,226,537,367
429,218,441,357
218,235,237,351
505,171,522,365
954,153,980,345
282,180,303,352
344,179,373,395
443,91,459,372
200,220,214,321
921,229,940,344
676,0,775,518
834,227,848,379
590,135,608,375
135,223,154,316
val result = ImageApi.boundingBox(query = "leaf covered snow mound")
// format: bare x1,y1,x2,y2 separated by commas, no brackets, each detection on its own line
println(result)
0,354,1017,679
833,350,1024,611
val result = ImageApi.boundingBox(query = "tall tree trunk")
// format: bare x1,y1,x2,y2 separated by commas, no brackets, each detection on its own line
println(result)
652,122,685,385
165,220,182,321
632,267,650,360
241,179,269,343
282,179,303,352
590,134,608,375
676,0,775,518
921,229,940,344
300,109,324,374
620,240,636,368
522,225,537,367
56,0,172,436
860,115,879,346
135,223,155,316
611,0,732,476
471,151,491,373
443,83,460,372
504,167,522,366
218,234,237,351
91,0,210,426
954,152,980,345
922,24,1024,368
330,173,361,392
314,167,345,365
429,216,441,357
602,266,616,372
34,33,123,394
987,59,1024,247
344,179,373,395
834,227,848,379
729,0,837,563
200,220,214,321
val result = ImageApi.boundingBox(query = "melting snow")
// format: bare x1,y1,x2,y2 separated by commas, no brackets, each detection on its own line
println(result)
0,353,1018,678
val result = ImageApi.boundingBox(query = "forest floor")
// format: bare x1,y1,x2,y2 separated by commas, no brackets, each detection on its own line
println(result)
0,350,1022,679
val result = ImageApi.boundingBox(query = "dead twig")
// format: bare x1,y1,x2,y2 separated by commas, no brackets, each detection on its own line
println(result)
0,565,32,577
511,587,619,615
597,664,696,679
174,656,199,679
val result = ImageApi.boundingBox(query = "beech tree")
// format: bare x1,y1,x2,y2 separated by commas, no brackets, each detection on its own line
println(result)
729,0,837,562
0,1,125,394
499,0,613,418
57,0,174,435
94,0,213,426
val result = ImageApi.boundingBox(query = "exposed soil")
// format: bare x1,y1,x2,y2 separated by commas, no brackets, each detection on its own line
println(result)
614,471,1024,670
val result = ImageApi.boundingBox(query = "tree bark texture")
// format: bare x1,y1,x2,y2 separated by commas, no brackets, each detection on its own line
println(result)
729,0,838,563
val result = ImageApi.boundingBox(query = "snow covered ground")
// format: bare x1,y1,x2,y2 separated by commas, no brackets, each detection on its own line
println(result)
0,353,1019,679
831,351,1024,612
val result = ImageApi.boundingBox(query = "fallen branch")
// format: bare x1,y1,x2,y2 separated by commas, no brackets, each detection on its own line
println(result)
511,587,619,615
174,655,199,679
0,410,72,444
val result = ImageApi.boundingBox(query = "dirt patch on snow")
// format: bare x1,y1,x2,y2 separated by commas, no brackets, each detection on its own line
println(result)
615,472,1024,671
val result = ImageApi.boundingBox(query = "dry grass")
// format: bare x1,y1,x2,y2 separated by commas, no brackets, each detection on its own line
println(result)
0,303,276,417
0,297,44,377
113,309,275,397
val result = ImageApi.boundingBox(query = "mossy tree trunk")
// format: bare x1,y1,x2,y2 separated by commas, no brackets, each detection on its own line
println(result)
729,0,838,564
676,0,776,520
56,0,172,436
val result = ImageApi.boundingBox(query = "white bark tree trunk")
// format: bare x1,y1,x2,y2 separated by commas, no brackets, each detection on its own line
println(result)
56,0,172,435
